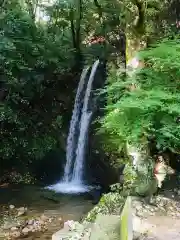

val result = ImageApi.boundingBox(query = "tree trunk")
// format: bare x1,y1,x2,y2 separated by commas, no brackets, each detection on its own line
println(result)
70,10,77,49
69,0,83,70
75,0,83,67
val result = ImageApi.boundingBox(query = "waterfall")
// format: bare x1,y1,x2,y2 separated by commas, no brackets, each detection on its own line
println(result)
72,60,100,182
47,60,100,193
63,67,90,182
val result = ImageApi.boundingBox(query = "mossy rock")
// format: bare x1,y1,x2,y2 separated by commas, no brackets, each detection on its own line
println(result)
123,160,157,197
84,193,125,223
135,178,158,197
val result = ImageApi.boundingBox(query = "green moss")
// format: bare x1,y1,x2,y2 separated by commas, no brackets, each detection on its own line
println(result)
122,160,157,197
84,193,125,223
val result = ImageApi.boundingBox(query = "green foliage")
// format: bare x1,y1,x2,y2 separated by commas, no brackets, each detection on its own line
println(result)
8,171,36,184
0,2,75,168
0,0,179,181
101,39,180,154
0,0,130,177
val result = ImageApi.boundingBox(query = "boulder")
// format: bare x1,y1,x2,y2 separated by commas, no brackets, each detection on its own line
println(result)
17,207,27,217
52,228,75,240
40,214,49,222
10,227,18,231
11,231,21,238
52,220,92,240
90,214,120,240
84,193,124,222
2,220,19,230
22,227,30,236
9,205,15,210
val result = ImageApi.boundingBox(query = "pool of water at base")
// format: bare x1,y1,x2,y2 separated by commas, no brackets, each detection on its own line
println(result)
0,184,94,239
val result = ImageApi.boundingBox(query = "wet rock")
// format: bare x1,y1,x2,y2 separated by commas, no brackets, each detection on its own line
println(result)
9,205,15,210
17,207,27,217
10,227,18,231
64,220,75,231
4,232,10,237
58,217,63,222
22,227,30,236
27,225,34,232
27,219,34,225
4,230,21,239
1,205,60,240
10,231,21,239
169,206,173,211
3,221,19,230
17,219,26,228
40,214,49,222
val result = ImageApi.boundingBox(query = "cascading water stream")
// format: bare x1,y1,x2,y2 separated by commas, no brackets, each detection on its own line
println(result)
72,60,100,183
63,67,90,182
47,60,100,193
